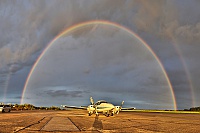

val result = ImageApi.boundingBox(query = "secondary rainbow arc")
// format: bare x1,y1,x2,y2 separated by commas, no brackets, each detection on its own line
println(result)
21,20,177,110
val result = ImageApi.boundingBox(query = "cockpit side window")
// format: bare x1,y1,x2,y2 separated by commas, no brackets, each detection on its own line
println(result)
95,102,100,105
100,101,107,103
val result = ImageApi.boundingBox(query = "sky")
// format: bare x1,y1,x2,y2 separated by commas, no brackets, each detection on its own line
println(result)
0,0,200,110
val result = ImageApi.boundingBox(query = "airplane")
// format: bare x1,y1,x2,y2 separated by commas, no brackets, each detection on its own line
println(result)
61,97,135,117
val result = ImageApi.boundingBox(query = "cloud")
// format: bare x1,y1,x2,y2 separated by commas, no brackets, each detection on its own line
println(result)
0,47,12,70
158,20,200,44
175,23,200,43
13,96,22,99
1,0,200,109
44,90,86,98
126,1,200,44
1,0,199,75
133,0,164,32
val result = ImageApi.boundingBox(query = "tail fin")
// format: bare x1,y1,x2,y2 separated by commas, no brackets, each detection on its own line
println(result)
119,101,124,111
90,97,94,105
121,101,124,107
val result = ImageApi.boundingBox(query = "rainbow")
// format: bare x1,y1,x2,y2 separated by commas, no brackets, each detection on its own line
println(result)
172,39,196,107
21,20,177,110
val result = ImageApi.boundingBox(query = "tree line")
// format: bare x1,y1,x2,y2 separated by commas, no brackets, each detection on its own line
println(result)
9,104,61,110
189,107,200,111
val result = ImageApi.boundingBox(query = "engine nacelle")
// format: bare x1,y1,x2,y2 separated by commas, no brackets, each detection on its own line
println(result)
87,105,95,115
113,106,121,114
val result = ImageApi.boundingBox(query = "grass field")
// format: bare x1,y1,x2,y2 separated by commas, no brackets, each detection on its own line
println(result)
122,109,200,114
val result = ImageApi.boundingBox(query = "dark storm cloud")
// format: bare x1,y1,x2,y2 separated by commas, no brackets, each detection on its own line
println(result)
13,96,22,99
0,0,200,109
130,1,200,42
8,63,23,74
44,90,86,98
0,0,200,72
0,0,124,74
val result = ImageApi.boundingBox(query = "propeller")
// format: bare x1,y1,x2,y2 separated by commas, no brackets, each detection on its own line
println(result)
115,101,124,114
89,97,98,116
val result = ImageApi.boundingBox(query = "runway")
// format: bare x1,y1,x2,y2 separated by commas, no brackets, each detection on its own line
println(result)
0,110,200,133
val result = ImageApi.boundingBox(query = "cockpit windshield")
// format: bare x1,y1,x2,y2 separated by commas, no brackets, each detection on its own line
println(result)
95,100,107,105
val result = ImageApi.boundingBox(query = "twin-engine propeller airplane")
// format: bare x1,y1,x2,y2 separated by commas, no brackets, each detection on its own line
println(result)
87,97,124,116
61,97,135,117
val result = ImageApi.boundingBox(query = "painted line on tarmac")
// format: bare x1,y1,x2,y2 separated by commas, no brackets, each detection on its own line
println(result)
13,117,46,133
39,117,53,131
41,116,80,132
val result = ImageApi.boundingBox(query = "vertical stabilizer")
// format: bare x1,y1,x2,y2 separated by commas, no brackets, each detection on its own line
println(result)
90,97,94,105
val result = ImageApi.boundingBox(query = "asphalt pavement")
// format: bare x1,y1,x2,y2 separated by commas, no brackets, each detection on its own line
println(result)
0,110,200,133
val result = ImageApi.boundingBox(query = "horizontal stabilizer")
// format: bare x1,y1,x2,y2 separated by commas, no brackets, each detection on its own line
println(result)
121,107,136,110
61,105,87,110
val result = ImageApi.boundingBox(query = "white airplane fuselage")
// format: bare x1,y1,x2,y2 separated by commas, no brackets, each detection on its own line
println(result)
87,100,118,116
96,103,115,112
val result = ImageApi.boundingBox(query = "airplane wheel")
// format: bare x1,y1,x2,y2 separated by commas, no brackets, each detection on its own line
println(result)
111,113,114,116
2,110,5,113
88,113,91,116
8,109,10,112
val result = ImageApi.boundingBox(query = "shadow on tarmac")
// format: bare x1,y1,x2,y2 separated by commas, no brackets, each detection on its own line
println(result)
92,115,103,132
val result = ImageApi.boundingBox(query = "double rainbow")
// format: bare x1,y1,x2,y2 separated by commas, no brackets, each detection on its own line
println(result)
21,20,177,110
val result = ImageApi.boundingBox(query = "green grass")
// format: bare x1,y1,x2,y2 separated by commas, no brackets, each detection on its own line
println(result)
122,109,200,114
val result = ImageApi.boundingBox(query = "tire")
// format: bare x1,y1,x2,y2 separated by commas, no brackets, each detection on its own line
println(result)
8,109,10,112
2,109,5,113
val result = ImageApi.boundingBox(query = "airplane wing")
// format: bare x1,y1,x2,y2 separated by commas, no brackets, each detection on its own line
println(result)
121,107,136,111
61,105,87,110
